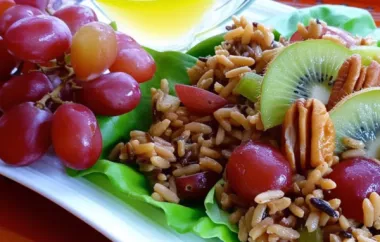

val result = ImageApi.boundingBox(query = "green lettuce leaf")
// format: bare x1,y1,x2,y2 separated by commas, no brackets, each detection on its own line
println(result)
262,4,377,38
205,180,238,233
187,33,224,58
193,217,239,242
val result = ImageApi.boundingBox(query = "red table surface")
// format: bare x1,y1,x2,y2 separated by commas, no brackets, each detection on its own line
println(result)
0,175,111,242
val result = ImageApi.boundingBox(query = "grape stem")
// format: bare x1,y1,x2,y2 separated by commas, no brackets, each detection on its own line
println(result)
35,67,76,109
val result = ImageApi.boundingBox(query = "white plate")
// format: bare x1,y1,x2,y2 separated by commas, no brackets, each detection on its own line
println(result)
0,1,295,241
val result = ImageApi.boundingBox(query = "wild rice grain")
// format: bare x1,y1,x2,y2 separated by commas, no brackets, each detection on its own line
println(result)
173,164,201,177
200,146,221,159
363,198,375,227
152,192,164,202
305,211,320,232
339,215,351,230
266,224,300,240
255,190,284,204
229,208,245,224
369,192,380,219
320,178,337,190
342,137,365,149
225,27,245,41
357,235,376,242
231,111,251,130
108,142,124,160
267,197,291,215
216,55,234,68
153,183,180,203
341,149,367,159
249,217,274,240
289,203,305,218
199,157,223,174
229,55,255,67
251,204,267,227
184,122,213,134
225,66,251,78
134,142,155,155
330,234,342,242
150,156,171,169
150,119,171,137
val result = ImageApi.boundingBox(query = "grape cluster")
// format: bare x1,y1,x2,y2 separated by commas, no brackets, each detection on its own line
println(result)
0,0,156,170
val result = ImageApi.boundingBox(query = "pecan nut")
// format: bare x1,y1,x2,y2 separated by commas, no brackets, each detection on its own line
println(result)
326,54,380,110
282,98,335,173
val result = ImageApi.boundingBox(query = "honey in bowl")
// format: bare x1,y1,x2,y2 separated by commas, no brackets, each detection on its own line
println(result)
95,0,216,50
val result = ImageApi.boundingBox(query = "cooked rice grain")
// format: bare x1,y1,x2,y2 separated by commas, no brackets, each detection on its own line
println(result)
153,183,180,203
255,190,285,204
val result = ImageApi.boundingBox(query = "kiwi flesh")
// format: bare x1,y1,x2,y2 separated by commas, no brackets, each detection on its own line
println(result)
350,45,380,66
260,39,351,130
330,87,380,157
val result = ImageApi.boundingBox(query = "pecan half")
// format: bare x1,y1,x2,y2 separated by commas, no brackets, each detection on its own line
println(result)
282,98,335,173
326,55,380,110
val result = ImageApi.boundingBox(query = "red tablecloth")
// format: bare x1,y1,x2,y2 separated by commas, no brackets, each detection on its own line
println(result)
0,175,110,242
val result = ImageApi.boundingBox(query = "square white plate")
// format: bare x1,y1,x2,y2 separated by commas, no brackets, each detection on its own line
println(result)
0,1,295,241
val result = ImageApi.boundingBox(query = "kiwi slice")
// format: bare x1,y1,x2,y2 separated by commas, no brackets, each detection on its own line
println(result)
330,87,380,157
234,72,263,102
350,45,380,66
260,39,351,130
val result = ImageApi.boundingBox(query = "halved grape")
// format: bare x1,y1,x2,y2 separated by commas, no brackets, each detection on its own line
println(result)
226,140,293,202
0,36,17,81
52,103,102,170
0,5,43,35
175,84,227,115
0,0,15,17
325,157,380,222
14,0,48,10
75,72,141,116
71,22,117,81
0,102,52,166
175,171,220,201
0,72,53,111
4,15,72,63
53,5,97,35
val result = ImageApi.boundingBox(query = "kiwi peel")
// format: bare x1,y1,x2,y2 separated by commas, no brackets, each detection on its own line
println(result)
260,39,351,130
234,72,263,102
329,87,380,157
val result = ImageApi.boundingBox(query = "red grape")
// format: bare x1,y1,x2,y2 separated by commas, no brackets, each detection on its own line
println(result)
109,46,156,83
175,84,228,115
115,31,140,50
175,171,220,201
53,5,98,35
0,5,43,35
0,102,52,166
226,140,293,202
0,0,15,17
325,157,380,222
14,0,48,10
71,22,117,81
75,72,141,116
52,103,102,170
0,36,17,81
4,15,71,63
0,72,53,111
21,61,37,74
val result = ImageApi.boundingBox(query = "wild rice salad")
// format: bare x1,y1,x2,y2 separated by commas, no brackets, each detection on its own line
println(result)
109,16,380,242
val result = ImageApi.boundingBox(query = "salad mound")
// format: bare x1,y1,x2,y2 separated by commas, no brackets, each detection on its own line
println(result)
108,14,380,242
